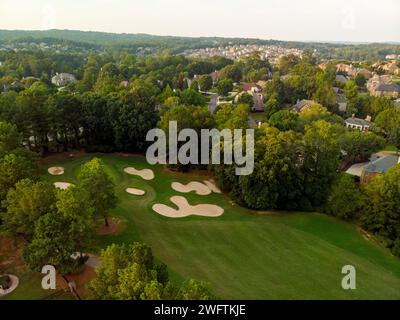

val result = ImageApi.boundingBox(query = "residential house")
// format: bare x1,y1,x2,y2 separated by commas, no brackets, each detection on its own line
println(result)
361,154,400,184
385,54,400,60
367,74,392,95
374,83,400,99
382,62,400,76
336,95,348,112
335,75,348,84
210,70,221,86
51,73,77,87
291,99,316,113
336,63,358,77
357,68,373,80
336,63,372,79
238,83,264,112
344,115,374,131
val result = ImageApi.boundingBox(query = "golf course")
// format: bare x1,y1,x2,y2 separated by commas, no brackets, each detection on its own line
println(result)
4,153,400,300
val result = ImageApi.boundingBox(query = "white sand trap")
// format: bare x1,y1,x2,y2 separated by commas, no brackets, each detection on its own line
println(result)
203,180,222,194
152,196,224,218
126,188,146,196
124,167,155,180
48,167,64,175
0,275,19,297
171,181,212,195
54,182,73,190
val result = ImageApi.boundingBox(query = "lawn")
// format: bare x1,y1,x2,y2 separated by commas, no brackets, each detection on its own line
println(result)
6,153,400,300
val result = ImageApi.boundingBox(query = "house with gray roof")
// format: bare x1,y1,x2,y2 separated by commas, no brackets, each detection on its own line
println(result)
361,154,400,184
51,73,77,87
335,75,348,84
345,115,374,132
374,83,400,99
291,99,315,113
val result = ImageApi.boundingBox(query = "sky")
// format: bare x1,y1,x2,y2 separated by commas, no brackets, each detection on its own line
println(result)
0,0,399,43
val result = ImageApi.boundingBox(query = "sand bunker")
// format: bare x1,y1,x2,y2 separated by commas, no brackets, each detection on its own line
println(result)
124,167,155,180
171,182,212,195
48,167,64,175
0,275,19,297
203,180,222,194
54,182,73,190
152,196,224,218
126,188,146,196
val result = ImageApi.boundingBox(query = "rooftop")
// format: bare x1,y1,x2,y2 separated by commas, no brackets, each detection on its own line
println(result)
376,83,400,92
363,155,400,174
345,117,373,127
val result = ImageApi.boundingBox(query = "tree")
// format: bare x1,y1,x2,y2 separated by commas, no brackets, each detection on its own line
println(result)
89,243,214,300
15,81,53,152
368,96,394,116
265,72,285,104
220,64,242,83
81,92,116,152
77,66,98,92
214,104,249,131
361,165,400,256
301,120,341,209
217,78,233,96
189,80,199,91
199,75,213,92
324,174,362,220
279,54,301,74
0,151,39,201
47,92,83,151
110,80,159,152
177,279,216,300
339,131,385,164
89,243,171,300
23,186,94,274
375,108,400,149
94,62,121,93
77,158,117,227
179,89,207,106
0,121,21,157
355,74,366,87
313,72,336,109
237,92,254,107
264,93,280,118
344,80,359,112
213,125,303,210
1,179,56,239
268,110,300,131
298,103,343,127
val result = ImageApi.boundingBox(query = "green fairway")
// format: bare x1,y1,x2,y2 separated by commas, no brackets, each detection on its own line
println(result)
35,153,400,299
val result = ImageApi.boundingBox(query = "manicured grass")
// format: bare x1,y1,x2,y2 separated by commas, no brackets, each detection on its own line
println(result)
18,154,400,299
1,272,73,300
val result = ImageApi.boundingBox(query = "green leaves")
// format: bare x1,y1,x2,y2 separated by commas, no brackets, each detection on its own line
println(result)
77,158,117,226
89,243,215,300
1,179,56,238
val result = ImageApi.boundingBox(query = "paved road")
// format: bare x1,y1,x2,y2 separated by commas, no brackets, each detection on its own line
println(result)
208,94,219,114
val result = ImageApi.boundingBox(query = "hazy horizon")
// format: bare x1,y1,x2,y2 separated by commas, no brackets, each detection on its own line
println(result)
0,0,399,43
